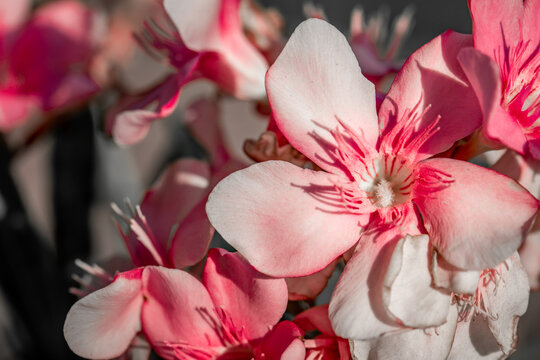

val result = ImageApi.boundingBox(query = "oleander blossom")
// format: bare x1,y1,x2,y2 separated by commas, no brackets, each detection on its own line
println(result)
457,0,540,158
64,249,305,360
206,17,538,338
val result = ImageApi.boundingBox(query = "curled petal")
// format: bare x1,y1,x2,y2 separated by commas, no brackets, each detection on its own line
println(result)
431,252,481,295
383,235,450,328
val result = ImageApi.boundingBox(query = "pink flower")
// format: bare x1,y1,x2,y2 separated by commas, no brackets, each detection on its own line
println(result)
114,158,214,269
294,305,351,360
206,17,538,337
0,0,101,131
107,0,269,145
64,249,304,359
457,0,540,158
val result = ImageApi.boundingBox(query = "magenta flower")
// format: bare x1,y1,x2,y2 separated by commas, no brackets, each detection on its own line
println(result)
206,17,538,336
64,249,304,359
0,0,100,131
107,0,269,145
458,0,540,158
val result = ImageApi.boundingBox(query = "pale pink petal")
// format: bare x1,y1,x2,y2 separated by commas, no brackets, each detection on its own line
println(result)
469,0,523,62
184,98,230,170
106,74,186,145
63,269,144,359
458,47,528,154
266,18,379,175
379,30,480,160
383,235,450,328
351,305,458,360
485,254,529,355
164,0,267,99
141,266,222,358
415,158,539,270
329,227,404,340
294,305,335,336
519,218,540,289
142,158,210,253
203,248,288,340
431,252,481,295
286,259,338,301
254,321,306,360
206,160,364,277
447,313,503,360
170,197,213,269
492,150,540,197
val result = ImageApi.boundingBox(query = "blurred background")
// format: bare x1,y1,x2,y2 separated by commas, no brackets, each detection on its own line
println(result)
0,0,538,359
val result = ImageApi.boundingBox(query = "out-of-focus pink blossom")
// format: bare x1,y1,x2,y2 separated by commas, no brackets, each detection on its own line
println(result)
0,0,102,131
64,249,304,360
113,158,213,269
107,0,269,145
457,0,540,159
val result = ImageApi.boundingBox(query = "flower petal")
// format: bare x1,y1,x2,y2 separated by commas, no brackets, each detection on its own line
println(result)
206,160,364,277
458,47,528,154
106,74,186,146
266,18,379,175
447,313,502,360
63,269,144,359
294,304,335,336
431,252,481,295
469,0,523,62
351,305,458,360
383,235,450,328
203,248,288,340
379,30,480,160
141,266,222,358
254,321,306,360
142,158,211,253
486,254,529,355
329,227,404,340
415,158,539,270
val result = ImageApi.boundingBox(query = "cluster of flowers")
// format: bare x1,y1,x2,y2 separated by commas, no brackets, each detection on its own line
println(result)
10,0,534,358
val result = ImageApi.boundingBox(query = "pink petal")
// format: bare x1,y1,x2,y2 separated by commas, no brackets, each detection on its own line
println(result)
286,258,338,301
45,73,99,110
383,235,450,328
329,227,404,340
106,74,186,146
170,197,213,269
431,252,481,295
0,0,29,34
63,269,144,359
142,158,211,254
203,248,288,340
485,254,529,355
254,321,306,360
523,0,540,49
266,18,379,175
379,30,480,160
414,158,539,270
492,150,540,197
469,0,523,63
447,313,502,360
351,305,458,360
164,0,267,99
206,160,364,277
294,305,335,336
458,47,528,154
0,93,39,131
141,266,222,358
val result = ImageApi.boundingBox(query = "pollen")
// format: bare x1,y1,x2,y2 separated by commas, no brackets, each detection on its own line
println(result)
374,178,395,208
